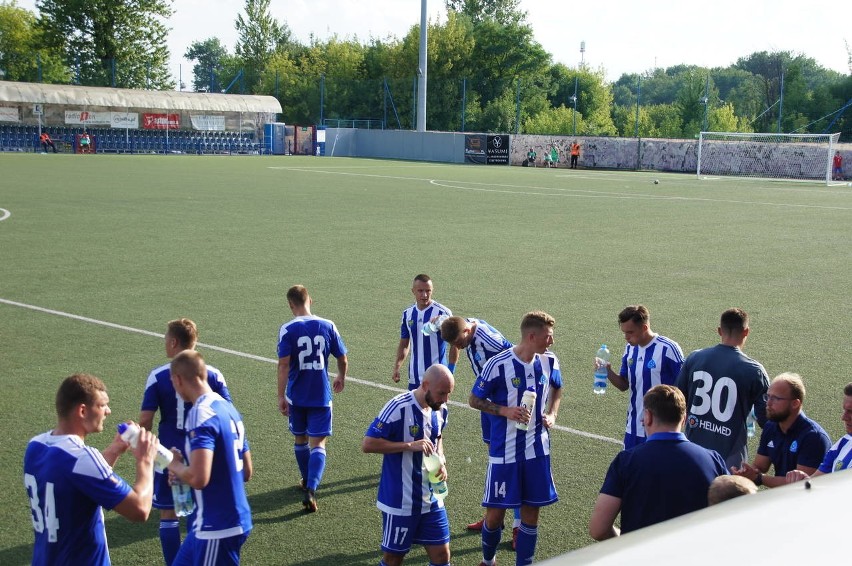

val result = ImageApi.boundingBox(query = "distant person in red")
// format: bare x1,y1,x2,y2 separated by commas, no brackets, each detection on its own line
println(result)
833,151,843,181
40,132,57,153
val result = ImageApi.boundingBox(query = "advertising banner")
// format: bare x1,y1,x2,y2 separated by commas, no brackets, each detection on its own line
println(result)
190,115,225,131
464,134,487,164
486,134,510,165
142,113,180,130
0,107,20,122
110,112,139,129
65,110,112,125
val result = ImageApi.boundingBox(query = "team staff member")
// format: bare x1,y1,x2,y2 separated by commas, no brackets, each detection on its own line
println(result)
363,364,455,566
24,374,158,565
393,274,458,390
732,373,830,488
167,350,253,566
590,385,727,539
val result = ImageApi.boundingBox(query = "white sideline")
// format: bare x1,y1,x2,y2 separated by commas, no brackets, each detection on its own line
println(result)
0,297,622,445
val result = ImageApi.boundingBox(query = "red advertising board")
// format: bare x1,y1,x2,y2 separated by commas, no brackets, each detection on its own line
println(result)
142,113,180,130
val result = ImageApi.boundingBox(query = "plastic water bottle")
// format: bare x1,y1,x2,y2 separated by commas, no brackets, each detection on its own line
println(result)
516,387,537,430
117,423,195,516
423,453,448,500
746,407,757,438
117,422,173,472
171,479,195,517
594,345,610,394
422,314,449,336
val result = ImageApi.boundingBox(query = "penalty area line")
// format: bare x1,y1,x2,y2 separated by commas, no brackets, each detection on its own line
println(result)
0,208,11,222
0,297,621,445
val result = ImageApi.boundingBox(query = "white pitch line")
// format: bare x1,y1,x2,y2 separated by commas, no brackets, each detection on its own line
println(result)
0,297,621,445
0,208,11,222
268,167,852,210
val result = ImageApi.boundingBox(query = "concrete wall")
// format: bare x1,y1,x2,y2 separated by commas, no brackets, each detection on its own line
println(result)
326,128,852,178
326,128,466,163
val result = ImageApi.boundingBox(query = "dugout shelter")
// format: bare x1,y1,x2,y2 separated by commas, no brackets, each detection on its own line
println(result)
0,80,282,154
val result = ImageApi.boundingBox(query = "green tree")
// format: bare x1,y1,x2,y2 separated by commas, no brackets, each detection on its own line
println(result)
36,0,173,88
234,0,291,92
0,1,67,82
445,0,524,25
184,37,231,92
523,104,583,135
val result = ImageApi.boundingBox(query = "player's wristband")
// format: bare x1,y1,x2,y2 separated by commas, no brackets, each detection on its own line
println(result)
447,363,456,374
755,472,763,486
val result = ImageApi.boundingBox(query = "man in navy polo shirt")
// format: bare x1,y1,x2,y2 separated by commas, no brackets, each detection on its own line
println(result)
732,372,830,488
589,385,727,540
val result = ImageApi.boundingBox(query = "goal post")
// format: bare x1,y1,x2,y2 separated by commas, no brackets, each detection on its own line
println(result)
697,131,842,185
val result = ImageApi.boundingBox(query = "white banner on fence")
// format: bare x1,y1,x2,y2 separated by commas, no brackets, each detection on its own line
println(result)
190,115,225,131
65,110,112,125
0,107,20,122
110,112,139,129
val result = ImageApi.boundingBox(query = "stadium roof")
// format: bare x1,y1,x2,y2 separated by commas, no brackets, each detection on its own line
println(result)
0,81,282,113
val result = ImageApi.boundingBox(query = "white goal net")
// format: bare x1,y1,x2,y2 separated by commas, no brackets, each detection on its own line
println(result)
697,132,841,185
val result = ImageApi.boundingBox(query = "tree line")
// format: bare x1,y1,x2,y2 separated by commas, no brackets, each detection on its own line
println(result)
1,0,850,139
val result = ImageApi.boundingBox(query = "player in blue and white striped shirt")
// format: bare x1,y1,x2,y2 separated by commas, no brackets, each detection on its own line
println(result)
440,316,521,537
139,318,232,565
787,382,852,484
363,364,455,566
470,312,563,566
167,351,253,566
598,305,684,450
277,285,348,513
392,274,458,390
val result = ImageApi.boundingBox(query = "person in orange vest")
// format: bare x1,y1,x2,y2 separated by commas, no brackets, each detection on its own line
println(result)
40,132,57,153
570,141,580,169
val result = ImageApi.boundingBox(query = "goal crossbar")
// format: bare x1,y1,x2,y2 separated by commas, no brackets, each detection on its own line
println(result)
697,132,841,185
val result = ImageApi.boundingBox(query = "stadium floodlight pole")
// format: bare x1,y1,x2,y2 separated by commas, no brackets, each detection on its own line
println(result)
416,0,427,132
515,78,521,134
778,70,784,133
461,78,467,132
570,76,578,135
634,75,641,138
701,73,710,132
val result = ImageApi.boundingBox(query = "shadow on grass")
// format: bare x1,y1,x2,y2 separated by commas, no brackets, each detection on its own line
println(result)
250,473,378,523
0,543,32,566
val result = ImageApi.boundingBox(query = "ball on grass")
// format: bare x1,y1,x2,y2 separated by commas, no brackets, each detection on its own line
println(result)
653,179,660,185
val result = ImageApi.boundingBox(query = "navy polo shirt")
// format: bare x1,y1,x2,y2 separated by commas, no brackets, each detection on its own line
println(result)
757,412,831,475
600,431,728,534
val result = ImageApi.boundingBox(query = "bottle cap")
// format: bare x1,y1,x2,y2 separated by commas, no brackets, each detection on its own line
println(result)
526,386,535,392
116,422,130,435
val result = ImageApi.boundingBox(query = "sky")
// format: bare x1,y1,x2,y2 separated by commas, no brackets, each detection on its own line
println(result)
14,0,851,87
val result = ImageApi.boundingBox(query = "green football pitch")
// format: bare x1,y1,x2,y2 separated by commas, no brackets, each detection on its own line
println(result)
1,153,851,565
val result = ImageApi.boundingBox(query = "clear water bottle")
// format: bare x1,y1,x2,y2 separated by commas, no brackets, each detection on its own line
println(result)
117,422,173,472
171,479,195,517
746,407,757,438
422,314,449,336
423,453,448,500
516,387,537,430
594,345,610,394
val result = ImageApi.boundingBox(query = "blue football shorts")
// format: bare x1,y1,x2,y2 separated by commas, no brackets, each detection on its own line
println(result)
482,455,558,508
380,508,450,554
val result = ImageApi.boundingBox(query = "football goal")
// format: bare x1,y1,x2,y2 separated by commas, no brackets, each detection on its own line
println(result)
697,132,842,185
